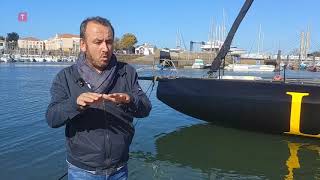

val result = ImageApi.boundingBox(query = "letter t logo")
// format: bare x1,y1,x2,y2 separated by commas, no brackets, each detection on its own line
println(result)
18,12,28,22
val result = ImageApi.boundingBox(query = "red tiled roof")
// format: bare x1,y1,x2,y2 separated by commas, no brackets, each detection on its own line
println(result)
21,37,41,41
58,34,80,38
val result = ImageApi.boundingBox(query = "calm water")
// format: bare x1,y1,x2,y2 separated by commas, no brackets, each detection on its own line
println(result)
0,63,320,180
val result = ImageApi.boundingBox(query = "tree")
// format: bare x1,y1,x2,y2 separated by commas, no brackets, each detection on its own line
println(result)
154,45,158,51
310,51,320,57
113,37,121,51
120,33,137,53
6,32,19,50
0,36,4,40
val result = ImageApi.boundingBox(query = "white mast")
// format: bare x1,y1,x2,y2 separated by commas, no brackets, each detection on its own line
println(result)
209,18,215,52
300,31,305,60
305,26,310,58
222,8,227,41
257,24,262,55
176,29,181,49
261,32,264,55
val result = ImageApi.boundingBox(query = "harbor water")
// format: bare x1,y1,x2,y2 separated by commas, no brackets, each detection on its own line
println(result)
0,63,320,180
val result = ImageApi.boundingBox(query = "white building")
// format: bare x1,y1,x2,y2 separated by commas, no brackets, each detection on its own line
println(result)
229,47,246,56
18,37,45,51
45,34,80,53
0,39,5,50
135,43,155,55
200,41,224,52
201,41,246,56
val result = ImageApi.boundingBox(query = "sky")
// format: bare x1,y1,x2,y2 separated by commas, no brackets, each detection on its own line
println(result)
0,0,320,55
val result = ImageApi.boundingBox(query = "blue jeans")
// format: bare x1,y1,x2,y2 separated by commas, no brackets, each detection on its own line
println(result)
68,163,128,180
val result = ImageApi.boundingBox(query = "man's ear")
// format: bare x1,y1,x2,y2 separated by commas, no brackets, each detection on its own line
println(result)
80,39,86,52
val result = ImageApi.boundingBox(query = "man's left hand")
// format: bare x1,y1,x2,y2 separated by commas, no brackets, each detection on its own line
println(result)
102,93,131,104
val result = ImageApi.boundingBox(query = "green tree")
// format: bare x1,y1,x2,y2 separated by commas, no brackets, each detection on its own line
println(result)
6,32,19,50
120,33,137,53
154,46,158,51
0,36,5,40
310,51,320,57
113,37,121,51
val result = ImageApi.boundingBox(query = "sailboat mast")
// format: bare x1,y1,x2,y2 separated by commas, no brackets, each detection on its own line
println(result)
258,24,261,55
210,0,254,72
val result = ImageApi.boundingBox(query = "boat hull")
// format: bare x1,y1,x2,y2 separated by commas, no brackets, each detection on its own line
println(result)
157,77,320,137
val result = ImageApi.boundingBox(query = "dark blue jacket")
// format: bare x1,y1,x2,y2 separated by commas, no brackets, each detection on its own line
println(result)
46,62,151,170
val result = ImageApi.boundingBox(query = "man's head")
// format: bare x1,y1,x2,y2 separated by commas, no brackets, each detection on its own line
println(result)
80,16,115,72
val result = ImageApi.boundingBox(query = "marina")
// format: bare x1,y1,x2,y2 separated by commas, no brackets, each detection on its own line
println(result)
1,0,320,179
138,0,320,139
1,63,320,179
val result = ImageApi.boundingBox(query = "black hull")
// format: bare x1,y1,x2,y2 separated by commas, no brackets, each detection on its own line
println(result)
157,78,320,138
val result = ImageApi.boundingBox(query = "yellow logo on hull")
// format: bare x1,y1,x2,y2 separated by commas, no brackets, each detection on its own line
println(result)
286,92,320,138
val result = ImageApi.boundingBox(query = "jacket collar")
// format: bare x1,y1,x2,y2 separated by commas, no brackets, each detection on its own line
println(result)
70,61,127,89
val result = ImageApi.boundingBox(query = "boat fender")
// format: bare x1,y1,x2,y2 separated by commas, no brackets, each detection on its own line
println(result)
273,75,283,81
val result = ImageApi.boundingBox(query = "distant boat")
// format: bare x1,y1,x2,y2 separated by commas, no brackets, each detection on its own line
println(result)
225,64,275,72
158,50,174,68
7,57,17,63
0,54,15,63
0,57,8,63
191,59,205,69
300,62,307,70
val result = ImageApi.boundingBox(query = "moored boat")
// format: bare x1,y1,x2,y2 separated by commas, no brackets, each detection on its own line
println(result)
225,64,275,72
156,77,320,138
191,59,205,69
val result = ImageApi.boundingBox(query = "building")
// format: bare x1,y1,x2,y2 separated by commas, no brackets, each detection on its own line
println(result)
135,43,155,55
45,33,80,53
201,41,246,56
200,41,224,52
0,39,5,51
18,37,45,54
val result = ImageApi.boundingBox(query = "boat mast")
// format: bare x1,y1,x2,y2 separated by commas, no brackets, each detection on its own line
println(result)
257,24,261,55
209,0,254,73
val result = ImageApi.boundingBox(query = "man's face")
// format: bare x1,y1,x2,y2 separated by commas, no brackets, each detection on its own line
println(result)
80,22,114,72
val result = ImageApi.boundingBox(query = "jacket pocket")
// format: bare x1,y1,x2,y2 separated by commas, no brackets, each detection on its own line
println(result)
67,129,105,167
108,132,130,163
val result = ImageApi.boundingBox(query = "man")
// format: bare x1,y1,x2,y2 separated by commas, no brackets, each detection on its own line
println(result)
46,16,152,179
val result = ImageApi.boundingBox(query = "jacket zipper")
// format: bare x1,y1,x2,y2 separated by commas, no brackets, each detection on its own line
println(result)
103,99,112,166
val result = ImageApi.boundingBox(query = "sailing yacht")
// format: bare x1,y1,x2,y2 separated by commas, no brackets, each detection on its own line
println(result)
141,0,320,139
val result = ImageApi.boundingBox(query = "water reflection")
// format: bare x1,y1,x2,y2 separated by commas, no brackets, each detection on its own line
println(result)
154,124,320,179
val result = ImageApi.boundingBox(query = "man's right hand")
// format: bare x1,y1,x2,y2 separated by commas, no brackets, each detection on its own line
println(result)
76,92,103,107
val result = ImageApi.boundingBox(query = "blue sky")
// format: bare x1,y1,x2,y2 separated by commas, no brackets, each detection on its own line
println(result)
1,0,319,54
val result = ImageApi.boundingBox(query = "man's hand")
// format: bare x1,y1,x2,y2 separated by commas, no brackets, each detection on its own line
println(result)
77,92,103,107
103,93,131,104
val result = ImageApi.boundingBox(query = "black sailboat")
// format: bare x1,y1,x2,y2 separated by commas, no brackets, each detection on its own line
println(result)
141,0,320,138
